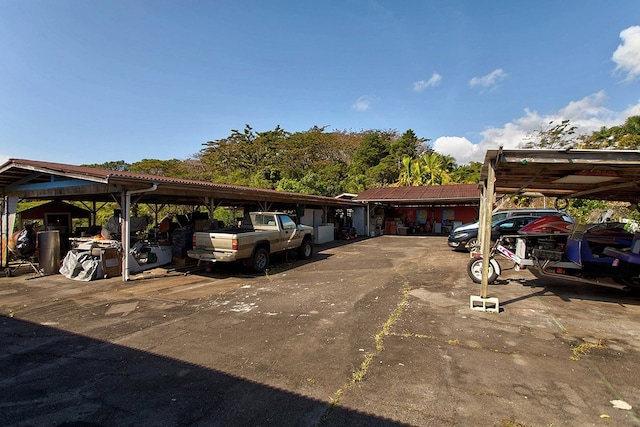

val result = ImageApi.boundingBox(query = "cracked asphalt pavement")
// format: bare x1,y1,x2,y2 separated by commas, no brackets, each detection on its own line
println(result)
1,235,640,426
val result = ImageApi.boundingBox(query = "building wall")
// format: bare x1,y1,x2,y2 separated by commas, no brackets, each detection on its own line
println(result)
390,206,479,233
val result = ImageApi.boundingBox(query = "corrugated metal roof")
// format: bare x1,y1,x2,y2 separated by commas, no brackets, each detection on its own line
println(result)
0,158,253,189
0,158,362,208
354,184,480,203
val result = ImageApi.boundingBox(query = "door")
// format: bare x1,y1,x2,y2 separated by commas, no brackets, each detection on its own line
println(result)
280,215,304,250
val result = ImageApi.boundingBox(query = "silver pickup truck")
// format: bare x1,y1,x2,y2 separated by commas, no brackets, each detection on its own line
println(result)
187,212,315,272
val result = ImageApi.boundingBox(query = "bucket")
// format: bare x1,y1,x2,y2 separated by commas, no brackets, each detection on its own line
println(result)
38,231,60,275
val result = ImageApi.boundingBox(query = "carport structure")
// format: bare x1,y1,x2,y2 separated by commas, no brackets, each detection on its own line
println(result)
474,148,640,311
354,184,481,235
0,159,364,281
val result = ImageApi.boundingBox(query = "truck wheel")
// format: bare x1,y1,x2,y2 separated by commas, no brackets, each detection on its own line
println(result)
298,238,313,260
467,258,498,284
251,248,269,273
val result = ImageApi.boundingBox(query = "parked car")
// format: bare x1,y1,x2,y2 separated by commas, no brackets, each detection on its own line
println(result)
490,208,565,222
447,208,568,252
448,214,568,252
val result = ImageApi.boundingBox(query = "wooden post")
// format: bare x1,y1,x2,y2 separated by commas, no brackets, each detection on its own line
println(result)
480,160,496,298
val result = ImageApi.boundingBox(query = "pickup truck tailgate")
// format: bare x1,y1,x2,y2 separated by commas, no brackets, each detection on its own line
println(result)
193,232,235,251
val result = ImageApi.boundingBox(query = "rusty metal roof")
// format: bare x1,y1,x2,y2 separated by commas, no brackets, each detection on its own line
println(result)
354,184,480,205
0,158,362,208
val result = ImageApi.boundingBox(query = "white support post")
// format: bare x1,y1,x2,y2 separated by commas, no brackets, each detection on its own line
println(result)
122,185,157,281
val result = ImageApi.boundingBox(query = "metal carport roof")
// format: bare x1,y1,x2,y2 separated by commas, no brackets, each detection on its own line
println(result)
473,148,640,311
0,158,363,209
1,158,364,280
480,149,640,204
354,184,481,206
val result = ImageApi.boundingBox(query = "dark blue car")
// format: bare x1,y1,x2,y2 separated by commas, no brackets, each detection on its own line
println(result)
448,215,542,252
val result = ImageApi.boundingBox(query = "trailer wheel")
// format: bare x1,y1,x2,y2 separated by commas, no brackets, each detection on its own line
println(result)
467,258,498,284
251,248,269,273
298,238,313,260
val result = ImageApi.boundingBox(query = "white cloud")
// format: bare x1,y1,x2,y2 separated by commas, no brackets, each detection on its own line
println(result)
469,68,508,89
612,26,640,81
434,92,640,165
432,137,482,165
413,73,442,92
351,95,376,112
0,155,9,165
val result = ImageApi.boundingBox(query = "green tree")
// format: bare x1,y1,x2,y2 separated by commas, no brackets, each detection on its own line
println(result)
566,199,610,223
349,131,392,176
198,124,290,186
420,152,452,185
367,156,398,187
389,129,429,163
344,174,370,194
451,161,482,183
579,115,640,150
523,119,577,149
129,159,185,176
396,156,417,186
82,160,131,171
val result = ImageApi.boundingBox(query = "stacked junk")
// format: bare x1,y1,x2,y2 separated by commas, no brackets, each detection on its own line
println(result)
6,212,206,281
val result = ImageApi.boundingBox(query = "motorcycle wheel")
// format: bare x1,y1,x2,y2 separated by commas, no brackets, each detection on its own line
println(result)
467,258,498,284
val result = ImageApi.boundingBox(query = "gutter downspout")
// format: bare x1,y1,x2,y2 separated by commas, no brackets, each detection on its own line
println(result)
123,184,158,281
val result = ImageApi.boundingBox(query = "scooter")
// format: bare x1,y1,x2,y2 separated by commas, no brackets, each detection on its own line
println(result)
467,215,640,290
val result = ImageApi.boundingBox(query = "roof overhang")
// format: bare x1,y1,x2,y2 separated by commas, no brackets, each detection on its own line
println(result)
481,149,640,204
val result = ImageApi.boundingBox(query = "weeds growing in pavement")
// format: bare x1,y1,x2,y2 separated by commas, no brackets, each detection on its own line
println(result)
570,339,605,361
317,285,410,426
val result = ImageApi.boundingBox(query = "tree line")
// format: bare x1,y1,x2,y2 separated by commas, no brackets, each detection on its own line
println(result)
86,126,482,197
87,116,640,198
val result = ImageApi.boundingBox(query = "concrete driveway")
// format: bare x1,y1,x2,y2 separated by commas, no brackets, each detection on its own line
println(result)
1,235,639,426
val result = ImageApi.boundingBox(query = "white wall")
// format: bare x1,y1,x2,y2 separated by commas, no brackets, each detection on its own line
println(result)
351,207,366,236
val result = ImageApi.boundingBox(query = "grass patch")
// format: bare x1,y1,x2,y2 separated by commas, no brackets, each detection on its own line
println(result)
570,339,605,361
352,353,374,382
500,420,532,427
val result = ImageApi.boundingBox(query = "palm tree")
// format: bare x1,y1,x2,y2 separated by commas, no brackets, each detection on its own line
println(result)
421,153,452,185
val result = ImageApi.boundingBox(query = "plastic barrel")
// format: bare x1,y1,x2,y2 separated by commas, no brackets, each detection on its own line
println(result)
38,231,60,275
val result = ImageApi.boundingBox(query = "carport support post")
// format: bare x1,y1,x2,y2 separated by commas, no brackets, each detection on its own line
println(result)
480,165,495,297
470,160,499,313
205,197,215,225
122,185,158,281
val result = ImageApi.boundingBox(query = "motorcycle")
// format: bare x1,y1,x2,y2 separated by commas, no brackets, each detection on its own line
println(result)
467,215,640,290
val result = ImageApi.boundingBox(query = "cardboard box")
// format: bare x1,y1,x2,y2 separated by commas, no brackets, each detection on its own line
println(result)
194,219,211,231
172,256,197,266
101,248,121,277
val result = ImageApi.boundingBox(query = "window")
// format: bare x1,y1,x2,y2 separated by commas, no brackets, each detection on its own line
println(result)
253,214,276,226
280,215,296,231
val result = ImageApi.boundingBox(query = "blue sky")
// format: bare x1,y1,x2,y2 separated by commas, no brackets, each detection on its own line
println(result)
1,1,639,167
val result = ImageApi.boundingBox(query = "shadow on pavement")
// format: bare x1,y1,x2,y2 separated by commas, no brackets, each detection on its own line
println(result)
1,315,410,427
